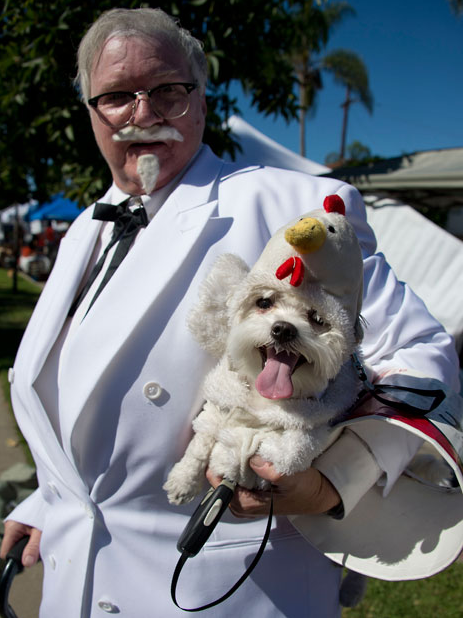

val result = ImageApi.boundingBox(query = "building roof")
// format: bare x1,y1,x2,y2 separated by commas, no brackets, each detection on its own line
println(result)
325,148,463,209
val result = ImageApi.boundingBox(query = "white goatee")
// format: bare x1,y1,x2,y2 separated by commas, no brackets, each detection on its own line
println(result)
137,154,160,195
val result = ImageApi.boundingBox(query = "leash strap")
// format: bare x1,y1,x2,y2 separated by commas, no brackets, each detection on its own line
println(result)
351,353,446,415
171,492,274,612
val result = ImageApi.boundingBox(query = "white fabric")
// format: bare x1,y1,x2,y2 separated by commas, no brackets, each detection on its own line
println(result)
349,420,422,496
7,145,460,616
365,198,463,354
313,429,382,517
224,115,330,175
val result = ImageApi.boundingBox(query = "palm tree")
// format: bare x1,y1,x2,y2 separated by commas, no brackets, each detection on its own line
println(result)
289,1,355,157
322,49,373,161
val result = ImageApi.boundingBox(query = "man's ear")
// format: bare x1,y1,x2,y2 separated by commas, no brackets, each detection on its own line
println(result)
200,93,207,118
188,254,249,358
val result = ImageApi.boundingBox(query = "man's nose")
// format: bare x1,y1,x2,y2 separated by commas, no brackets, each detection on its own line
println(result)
131,94,163,127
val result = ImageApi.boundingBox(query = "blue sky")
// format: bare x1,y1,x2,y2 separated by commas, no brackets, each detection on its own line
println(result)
229,0,463,165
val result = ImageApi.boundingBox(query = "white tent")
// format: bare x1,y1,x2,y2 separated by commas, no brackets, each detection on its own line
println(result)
1,202,36,224
224,115,330,175
365,195,463,354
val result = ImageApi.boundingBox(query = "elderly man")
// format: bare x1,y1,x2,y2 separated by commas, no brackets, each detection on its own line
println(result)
1,7,459,617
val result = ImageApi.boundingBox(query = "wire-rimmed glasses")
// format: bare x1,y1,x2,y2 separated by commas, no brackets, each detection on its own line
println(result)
87,82,197,129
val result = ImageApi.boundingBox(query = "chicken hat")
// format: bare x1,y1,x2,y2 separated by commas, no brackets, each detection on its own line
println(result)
249,194,364,341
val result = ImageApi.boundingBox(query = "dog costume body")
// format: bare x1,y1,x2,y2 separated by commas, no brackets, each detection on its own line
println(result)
164,196,365,505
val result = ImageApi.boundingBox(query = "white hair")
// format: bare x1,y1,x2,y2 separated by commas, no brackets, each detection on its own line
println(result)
75,8,208,101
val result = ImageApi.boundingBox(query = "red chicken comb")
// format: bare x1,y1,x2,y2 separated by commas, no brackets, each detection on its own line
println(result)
323,194,345,215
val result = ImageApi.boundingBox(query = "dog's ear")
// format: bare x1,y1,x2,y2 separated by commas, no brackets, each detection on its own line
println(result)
188,254,250,357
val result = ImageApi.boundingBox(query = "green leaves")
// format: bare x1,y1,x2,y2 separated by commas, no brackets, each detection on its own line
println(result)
286,1,372,157
323,49,373,112
0,0,331,210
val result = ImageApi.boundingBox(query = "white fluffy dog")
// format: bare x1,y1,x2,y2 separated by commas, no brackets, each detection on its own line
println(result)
164,195,365,505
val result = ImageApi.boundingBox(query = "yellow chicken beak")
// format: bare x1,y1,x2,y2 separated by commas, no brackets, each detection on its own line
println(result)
284,217,327,254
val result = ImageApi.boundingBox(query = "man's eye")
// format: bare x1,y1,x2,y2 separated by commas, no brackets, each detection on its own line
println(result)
99,92,132,106
108,93,128,101
256,298,273,310
157,84,175,94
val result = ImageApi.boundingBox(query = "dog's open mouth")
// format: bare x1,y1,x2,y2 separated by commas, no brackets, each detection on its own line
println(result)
256,347,306,399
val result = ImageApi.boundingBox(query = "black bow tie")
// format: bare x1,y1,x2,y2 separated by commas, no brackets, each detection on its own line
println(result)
68,197,148,317
93,197,148,227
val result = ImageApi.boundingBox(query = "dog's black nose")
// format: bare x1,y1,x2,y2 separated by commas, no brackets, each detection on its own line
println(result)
271,321,297,343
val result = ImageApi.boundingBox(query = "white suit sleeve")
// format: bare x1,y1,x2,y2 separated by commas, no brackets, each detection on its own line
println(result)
4,488,48,531
313,429,382,517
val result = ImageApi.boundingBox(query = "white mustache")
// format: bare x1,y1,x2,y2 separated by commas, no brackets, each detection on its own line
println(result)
112,125,184,143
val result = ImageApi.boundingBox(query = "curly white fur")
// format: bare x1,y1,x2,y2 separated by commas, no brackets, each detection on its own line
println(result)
164,255,363,505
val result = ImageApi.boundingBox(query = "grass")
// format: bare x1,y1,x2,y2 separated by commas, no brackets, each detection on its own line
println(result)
0,267,42,462
342,563,463,617
1,267,463,615
0,268,42,375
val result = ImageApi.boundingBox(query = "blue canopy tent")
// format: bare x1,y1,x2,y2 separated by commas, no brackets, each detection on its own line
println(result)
25,193,82,222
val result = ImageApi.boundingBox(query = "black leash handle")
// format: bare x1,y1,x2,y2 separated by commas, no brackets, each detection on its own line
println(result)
171,491,274,612
0,536,29,618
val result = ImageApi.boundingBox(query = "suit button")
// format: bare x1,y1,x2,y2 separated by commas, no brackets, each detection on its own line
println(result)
47,482,61,498
81,501,95,519
98,600,119,613
143,381,162,401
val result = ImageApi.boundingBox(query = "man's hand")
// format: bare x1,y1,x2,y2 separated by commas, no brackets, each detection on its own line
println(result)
0,520,42,567
205,456,341,518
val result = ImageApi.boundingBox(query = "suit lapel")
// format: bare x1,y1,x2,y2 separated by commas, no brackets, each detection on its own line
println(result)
12,209,105,490
58,146,229,437
22,209,104,386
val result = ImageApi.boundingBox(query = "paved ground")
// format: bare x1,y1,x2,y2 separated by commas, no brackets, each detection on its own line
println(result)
0,385,43,618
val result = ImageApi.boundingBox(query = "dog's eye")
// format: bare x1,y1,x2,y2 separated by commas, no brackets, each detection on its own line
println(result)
308,309,325,326
256,297,273,310
327,225,336,233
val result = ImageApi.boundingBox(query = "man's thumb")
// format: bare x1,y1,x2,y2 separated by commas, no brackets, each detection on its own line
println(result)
249,455,281,482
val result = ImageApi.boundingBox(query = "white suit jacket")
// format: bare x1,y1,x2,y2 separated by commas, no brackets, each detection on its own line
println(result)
8,146,459,617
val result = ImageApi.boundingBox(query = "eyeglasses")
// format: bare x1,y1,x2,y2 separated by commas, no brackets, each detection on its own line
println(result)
87,82,197,128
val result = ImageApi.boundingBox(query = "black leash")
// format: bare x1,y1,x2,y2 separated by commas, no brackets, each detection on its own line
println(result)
171,485,274,612
351,353,446,415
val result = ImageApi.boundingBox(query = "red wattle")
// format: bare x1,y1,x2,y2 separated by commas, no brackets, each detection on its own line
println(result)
290,257,304,286
275,258,295,280
275,257,304,287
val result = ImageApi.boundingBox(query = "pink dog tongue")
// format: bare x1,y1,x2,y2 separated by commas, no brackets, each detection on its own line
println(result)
255,348,299,399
